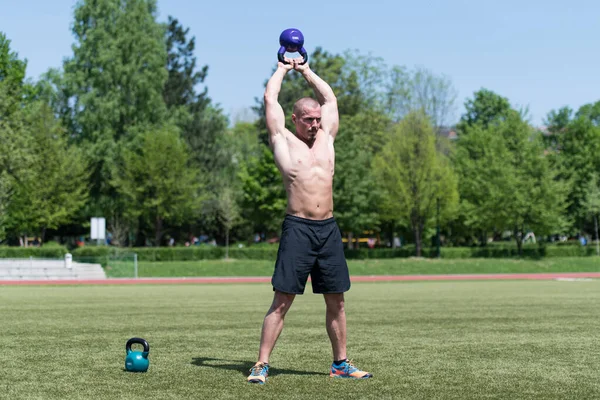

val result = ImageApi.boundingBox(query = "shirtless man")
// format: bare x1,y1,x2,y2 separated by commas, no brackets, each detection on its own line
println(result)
247,57,372,384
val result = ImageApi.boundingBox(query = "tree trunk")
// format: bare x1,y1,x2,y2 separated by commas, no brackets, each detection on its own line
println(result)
514,226,522,257
479,230,487,247
155,217,163,246
387,221,396,248
414,220,422,257
595,214,599,257
225,229,230,260
347,232,354,250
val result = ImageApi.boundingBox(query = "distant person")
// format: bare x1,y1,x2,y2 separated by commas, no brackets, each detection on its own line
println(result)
247,56,372,384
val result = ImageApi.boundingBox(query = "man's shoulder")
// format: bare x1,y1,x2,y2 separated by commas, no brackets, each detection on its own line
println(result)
271,129,294,148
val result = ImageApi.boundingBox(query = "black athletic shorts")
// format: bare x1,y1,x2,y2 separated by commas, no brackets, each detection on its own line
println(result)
271,214,351,295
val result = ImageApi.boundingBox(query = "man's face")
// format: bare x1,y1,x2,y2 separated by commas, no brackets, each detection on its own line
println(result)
293,106,321,143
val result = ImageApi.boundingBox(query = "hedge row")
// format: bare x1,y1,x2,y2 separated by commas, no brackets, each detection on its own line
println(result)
69,244,598,260
0,244,597,261
0,246,69,258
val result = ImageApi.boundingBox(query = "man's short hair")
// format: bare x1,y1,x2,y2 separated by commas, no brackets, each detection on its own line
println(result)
293,97,320,116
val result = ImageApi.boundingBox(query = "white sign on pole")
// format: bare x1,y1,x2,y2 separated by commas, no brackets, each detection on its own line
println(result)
90,217,106,240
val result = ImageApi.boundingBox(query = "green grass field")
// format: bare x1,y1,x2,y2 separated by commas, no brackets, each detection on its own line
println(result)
1,280,599,399
104,257,600,278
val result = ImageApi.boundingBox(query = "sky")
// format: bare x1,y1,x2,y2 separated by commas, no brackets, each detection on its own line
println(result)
1,0,599,126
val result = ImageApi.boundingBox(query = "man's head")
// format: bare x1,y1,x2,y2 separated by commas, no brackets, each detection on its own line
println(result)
291,97,321,143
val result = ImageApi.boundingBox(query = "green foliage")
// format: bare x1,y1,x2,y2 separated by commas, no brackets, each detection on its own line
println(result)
553,115,600,231
3,102,90,239
65,0,168,142
494,113,567,244
455,92,568,251
0,32,28,112
238,144,286,234
453,122,507,238
3,16,600,253
61,0,170,216
0,246,68,258
111,124,202,245
163,16,208,110
384,65,458,129
458,88,512,131
164,17,228,174
374,111,459,256
575,100,600,126
334,110,390,238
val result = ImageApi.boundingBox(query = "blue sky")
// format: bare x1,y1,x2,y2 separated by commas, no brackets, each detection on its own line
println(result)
1,0,598,126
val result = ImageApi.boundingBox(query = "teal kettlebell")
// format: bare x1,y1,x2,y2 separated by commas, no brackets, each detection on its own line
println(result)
125,337,150,372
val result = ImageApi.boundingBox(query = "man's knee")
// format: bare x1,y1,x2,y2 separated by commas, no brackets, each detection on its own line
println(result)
268,291,296,316
324,293,345,313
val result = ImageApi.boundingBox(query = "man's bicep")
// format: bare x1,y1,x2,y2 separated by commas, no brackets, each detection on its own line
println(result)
265,99,286,138
320,101,339,138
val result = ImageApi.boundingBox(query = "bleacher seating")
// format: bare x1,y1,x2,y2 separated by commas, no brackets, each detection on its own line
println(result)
0,258,106,280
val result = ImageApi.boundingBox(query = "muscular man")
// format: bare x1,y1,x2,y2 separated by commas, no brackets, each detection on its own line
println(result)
247,57,372,384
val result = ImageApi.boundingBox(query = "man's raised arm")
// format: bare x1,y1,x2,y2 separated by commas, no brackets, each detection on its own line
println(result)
296,63,339,139
264,63,292,147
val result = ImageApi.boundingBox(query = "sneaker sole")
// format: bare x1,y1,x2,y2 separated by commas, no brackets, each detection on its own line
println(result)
248,379,266,384
330,374,373,379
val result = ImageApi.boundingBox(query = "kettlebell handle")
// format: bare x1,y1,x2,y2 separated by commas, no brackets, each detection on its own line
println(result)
126,337,149,355
278,47,308,65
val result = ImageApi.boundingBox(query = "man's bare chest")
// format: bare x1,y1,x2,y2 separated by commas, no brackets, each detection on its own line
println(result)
287,140,334,172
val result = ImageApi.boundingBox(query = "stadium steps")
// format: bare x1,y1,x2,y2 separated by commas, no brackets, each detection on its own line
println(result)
0,259,106,280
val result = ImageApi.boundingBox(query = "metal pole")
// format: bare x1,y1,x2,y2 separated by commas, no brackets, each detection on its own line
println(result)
436,198,441,258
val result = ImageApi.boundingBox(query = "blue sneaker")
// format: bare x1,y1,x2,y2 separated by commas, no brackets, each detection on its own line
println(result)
330,359,372,379
247,362,269,384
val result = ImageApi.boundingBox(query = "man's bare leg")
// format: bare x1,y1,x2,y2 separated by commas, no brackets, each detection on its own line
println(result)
323,293,347,361
324,292,373,378
257,291,296,363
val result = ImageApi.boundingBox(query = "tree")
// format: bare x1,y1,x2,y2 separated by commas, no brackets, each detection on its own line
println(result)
542,106,573,151
456,110,567,253
576,100,600,126
373,111,458,256
0,34,34,241
334,109,390,248
583,173,600,256
111,125,202,245
3,102,90,244
458,88,512,131
493,112,567,254
544,106,573,133
452,122,508,244
554,116,600,232
0,33,28,106
62,0,169,209
163,16,208,110
217,186,240,258
384,66,458,131
452,89,521,245
238,144,287,236
163,16,228,173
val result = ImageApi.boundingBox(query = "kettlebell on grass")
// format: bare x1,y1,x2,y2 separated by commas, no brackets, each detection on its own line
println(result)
125,337,150,372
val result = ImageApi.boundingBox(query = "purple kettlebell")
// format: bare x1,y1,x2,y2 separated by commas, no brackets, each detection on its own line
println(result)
278,28,308,65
